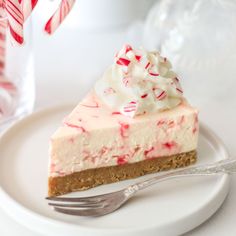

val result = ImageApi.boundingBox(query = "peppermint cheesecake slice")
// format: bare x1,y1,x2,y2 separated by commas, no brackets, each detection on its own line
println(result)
48,45,199,197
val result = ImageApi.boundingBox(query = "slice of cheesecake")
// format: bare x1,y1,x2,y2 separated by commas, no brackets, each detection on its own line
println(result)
48,45,199,197
48,91,198,197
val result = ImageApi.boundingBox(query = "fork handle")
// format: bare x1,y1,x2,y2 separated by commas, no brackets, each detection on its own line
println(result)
125,158,236,196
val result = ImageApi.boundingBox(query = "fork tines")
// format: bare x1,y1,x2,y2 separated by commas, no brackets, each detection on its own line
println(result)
46,189,126,217
46,196,107,216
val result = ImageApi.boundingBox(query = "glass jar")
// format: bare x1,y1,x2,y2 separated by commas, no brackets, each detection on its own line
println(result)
143,0,236,105
0,8,34,131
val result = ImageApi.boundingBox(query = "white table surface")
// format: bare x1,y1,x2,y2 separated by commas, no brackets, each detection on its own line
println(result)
1,3,236,235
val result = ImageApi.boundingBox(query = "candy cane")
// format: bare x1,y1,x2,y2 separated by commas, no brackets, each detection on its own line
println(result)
0,0,76,43
0,6,6,74
0,22,6,74
45,0,75,34
3,0,24,44
20,0,38,21
0,5,17,97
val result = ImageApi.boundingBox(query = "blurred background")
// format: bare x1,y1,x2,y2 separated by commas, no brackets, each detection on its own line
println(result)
32,0,236,110
32,0,155,107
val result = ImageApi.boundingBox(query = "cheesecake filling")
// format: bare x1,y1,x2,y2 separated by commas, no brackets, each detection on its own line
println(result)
49,93,198,177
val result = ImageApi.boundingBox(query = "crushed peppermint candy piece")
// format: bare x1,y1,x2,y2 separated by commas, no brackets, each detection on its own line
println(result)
145,62,151,69
135,55,141,61
124,45,133,54
120,101,138,117
116,58,131,66
153,88,167,100
122,77,133,87
104,87,115,95
141,93,148,99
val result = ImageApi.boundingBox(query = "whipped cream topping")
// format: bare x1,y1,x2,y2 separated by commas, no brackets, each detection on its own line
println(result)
95,45,184,117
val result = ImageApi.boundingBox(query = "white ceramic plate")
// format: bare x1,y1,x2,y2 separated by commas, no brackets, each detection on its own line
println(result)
0,105,230,236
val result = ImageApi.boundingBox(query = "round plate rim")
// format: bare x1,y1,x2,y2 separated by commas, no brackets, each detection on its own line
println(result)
0,104,230,236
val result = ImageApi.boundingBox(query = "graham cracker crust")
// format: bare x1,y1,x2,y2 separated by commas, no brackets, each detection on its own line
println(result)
48,150,197,197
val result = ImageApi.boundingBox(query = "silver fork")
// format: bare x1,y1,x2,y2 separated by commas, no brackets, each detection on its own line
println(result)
46,158,236,217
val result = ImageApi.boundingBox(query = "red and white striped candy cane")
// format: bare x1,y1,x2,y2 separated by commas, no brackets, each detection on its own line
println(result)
20,0,38,21
0,6,6,74
3,0,24,44
45,0,75,34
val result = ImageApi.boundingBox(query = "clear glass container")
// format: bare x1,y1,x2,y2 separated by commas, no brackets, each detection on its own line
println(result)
0,9,34,131
143,0,236,105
